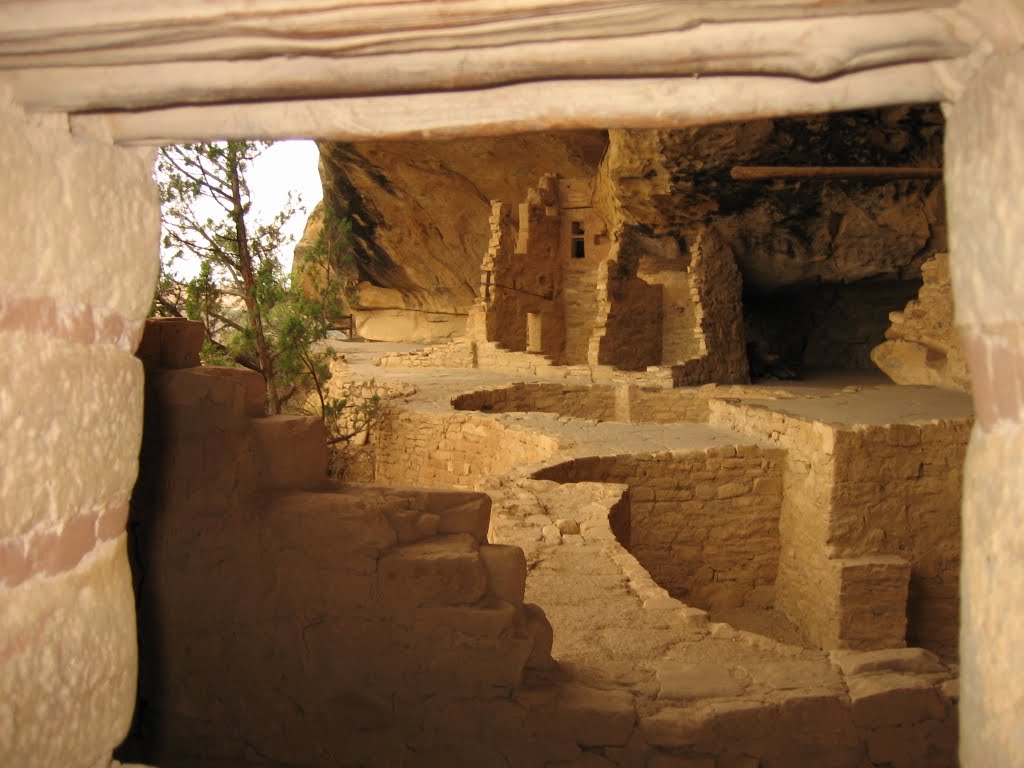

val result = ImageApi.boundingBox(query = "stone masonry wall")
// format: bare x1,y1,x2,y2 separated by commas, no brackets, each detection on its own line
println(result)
450,381,728,425
709,398,967,658
624,385,715,423
477,176,565,358
593,255,664,371
374,408,560,488
672,226,750,385
831,421,969,658
709,400,854,649
559,180,611,365
376,339,477,369
532,447,784,612
452,382,617,421
0,92,160,768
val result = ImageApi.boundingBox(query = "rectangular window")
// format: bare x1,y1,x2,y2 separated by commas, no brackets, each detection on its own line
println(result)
571,221,586,259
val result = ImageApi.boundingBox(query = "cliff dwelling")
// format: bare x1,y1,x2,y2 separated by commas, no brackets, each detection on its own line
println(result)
4,4,1024,768
114,109,973,768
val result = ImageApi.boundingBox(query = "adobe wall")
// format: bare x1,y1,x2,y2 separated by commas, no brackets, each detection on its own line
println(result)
0,92,159,768
532,446,784,612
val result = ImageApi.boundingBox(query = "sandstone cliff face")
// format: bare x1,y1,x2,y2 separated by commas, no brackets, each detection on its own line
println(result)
597,106,945,292
594,107,946,370
314,132,607,318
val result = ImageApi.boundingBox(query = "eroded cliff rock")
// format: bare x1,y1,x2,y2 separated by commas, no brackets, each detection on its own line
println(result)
872,253,969,391
597,106,945,291
309,133,607,339
304,108,946,366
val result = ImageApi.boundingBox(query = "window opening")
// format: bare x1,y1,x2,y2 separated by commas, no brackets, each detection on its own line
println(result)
571,221,586,259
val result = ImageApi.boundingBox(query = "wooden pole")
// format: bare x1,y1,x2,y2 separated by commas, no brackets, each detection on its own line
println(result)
730,165,943,180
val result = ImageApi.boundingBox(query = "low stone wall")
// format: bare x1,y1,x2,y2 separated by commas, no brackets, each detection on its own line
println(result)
623,384,715,423
452,382,617,420
374,407,560,488
375,339,477,368
532,446,784,612
451,381,715,423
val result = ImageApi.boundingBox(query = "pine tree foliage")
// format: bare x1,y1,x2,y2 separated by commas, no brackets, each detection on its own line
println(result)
152,141,380,442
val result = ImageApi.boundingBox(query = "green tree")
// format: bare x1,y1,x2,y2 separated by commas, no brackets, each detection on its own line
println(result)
154,141,378,446
157,141,292,410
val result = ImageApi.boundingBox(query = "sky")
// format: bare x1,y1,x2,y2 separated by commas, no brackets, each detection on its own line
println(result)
165,139,323,279
246,140,324,269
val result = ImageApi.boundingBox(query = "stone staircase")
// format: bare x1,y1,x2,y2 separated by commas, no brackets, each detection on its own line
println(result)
125,319,554,766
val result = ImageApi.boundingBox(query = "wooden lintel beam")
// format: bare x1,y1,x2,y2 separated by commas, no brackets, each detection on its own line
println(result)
730,165,944,180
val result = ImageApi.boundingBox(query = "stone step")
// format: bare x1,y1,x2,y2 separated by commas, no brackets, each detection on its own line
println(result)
377,533,489,607
249,415,328,491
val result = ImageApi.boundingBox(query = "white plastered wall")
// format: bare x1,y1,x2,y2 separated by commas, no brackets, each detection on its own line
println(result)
945,43,1024,766
0,88,160,767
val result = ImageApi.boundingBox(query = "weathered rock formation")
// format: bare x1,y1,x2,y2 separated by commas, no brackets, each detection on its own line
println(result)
872,253,970,391
596,107,946,372
306,133,607,340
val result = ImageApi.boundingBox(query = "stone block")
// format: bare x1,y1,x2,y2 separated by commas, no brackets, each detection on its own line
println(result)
847,673,946,728
747,661,841,692
639,706,712,747
250,415,328,490
556,518,581,535
377,534,488,606
479,544,527,604
829,647,944,677
654,662,747,700
416,512,440,539
271,491,398,554
424,598,518,638
1,538,136,768
137,317,205,370
427,491,492,542
716,481,751,499
387,510,423,544
646,757,714,768
202,366,266,416
557,684,636,747
865,721,952,768
832,555,911,650
523,602,556,670
542,525,562,545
